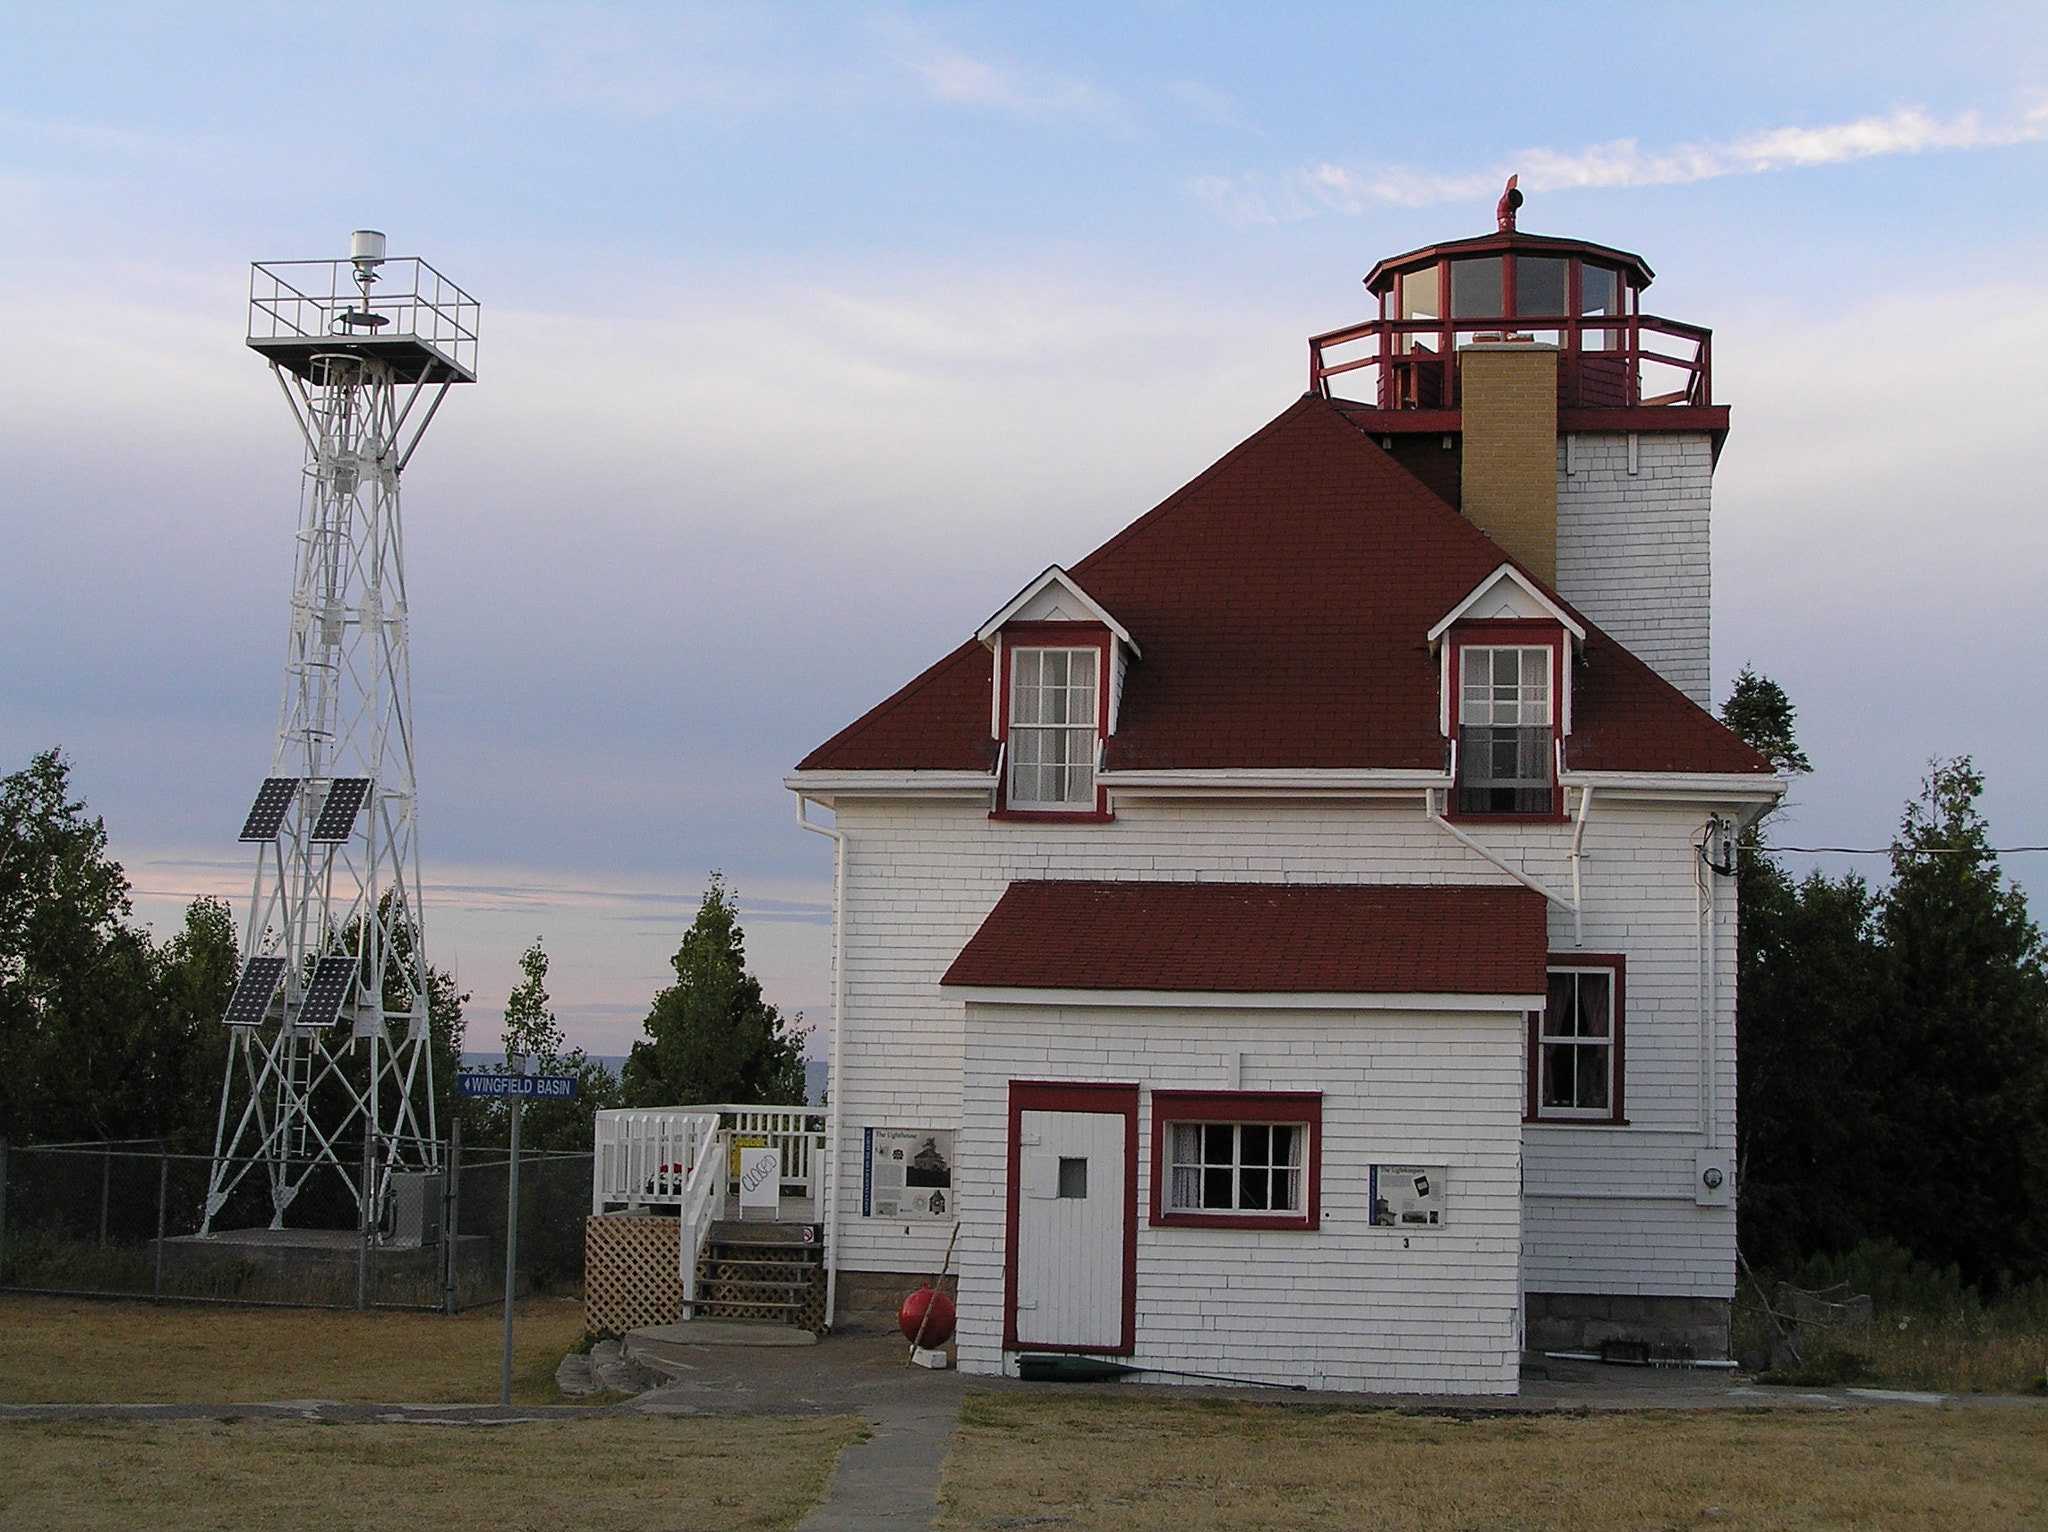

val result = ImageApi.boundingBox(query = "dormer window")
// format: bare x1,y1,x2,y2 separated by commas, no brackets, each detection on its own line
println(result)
1458,644,1554,814
1429,566,1581,820
976,565,1137,822
1008,646,1099,810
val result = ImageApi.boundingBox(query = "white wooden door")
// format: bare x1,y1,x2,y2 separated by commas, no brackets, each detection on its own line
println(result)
1014,1108,1126,1349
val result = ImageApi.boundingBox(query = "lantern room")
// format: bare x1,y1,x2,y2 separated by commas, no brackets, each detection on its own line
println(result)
1309,184,1713,416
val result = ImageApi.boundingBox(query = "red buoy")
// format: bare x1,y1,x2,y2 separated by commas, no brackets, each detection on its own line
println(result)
898,1285,956,1347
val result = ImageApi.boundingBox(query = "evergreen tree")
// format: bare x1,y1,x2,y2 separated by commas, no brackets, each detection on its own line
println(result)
1873,758,2048,1286
1724,669,1886,1269
1721,666,1812,776
1735,858,1885,1267
623,874,807,1108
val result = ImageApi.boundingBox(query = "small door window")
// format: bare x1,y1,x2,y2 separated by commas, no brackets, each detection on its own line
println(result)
1057,1157,1089,1198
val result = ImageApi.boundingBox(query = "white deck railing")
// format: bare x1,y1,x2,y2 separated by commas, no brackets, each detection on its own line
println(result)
591,1109,722,1214
591,1105,826,1214
591,1104,827,1314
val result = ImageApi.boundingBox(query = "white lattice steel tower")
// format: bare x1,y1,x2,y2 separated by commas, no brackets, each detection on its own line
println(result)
204,233,478,1234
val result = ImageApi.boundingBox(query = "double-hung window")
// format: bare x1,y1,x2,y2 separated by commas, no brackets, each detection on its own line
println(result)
1529,959,1625,1123
1150,1091,1321,1229
1007,647,1099,811
1458,644,1554,814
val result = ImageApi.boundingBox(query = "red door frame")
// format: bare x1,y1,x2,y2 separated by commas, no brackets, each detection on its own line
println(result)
1003,1080,1140,1355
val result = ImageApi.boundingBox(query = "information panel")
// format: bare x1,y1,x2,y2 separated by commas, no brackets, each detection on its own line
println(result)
1370,1163,1447,1229
862,1127,955,1219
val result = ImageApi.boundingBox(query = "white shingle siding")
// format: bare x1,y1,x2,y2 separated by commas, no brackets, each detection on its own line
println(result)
1557,432,1714,707
823,790,1744,1370
958,1004,1525,1394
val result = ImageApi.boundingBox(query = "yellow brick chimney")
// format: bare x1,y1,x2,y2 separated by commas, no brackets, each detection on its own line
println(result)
1458,340,1558,584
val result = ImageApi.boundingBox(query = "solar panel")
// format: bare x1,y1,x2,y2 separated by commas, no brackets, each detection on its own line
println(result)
310,778,371,842
295,953,359,1031
222,955,288,1026
238,779,300,841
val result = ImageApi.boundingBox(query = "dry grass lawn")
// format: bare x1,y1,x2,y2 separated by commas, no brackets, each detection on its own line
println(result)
940,1393,2048,1531
0,1293,592,1404
0,1415,863,1532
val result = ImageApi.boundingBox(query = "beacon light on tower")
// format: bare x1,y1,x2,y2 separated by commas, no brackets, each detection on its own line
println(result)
203,233,478,1237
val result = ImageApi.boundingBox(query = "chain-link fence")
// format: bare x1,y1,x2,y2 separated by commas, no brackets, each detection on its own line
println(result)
0,1139,592,1312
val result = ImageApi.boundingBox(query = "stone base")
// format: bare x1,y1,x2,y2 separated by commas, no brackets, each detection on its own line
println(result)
1526,1292,1732,1357
829,1268,951,1335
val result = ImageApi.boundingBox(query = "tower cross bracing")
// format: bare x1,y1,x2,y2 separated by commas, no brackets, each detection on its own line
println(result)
204,235,478,1234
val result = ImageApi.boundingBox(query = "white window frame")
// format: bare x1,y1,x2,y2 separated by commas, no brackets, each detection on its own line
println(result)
1457,643,1555,814
1005,645,1100,812
1534,962,1622,1121
1165,1120,1306,1216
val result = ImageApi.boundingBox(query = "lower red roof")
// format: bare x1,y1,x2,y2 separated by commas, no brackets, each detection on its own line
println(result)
940,880,1549,997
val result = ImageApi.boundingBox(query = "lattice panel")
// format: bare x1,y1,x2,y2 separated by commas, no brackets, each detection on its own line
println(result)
584,1215,681,1335
794,1271,828,1334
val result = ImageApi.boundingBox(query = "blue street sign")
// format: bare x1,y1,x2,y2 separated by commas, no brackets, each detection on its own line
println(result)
456,1071,577,1100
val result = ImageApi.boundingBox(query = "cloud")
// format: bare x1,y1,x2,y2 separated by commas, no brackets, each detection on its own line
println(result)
1193,99,2048,223
872,14,1124,127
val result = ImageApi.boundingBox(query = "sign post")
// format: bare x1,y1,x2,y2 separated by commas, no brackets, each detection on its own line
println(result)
457,1066,577,1406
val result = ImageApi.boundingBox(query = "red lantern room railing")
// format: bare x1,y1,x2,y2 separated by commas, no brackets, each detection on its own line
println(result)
1309,194,1712,413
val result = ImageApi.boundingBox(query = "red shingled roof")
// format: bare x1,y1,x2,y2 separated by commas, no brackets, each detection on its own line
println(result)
798,394,1769,776
941,880,1549,996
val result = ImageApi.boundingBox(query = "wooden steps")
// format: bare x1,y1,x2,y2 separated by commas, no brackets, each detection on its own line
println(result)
693,1221,826,1332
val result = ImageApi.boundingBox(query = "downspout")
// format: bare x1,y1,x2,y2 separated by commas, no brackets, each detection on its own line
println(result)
1699,816,1733,1153
1424,789,1577,914
1569,785,1596,948
1694,831,1710,1143
796,793,847,1330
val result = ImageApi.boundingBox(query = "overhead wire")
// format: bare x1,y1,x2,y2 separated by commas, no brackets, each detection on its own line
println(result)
1771,845,2048,856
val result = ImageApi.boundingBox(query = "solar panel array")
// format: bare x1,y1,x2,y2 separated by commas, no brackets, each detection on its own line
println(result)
238,779,300,841
222,955,289,1026
296,953,359,1031
311,778,371,842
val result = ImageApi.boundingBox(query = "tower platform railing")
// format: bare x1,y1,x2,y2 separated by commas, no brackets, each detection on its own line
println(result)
1310,310,1711,413
249,257,480,383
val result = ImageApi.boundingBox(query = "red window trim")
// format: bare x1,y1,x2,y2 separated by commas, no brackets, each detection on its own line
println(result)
1149,1090,1323,1231
1446,619,1567,825
1526,953,1628,1126
1003,1080,1140,1356
991,623,1114,821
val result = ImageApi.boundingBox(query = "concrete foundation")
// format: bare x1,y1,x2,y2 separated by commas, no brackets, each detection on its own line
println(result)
155,1227,494,1308
1526,1292,1732,1358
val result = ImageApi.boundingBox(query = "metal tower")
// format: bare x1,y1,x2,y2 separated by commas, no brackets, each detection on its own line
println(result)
203,232,479,1234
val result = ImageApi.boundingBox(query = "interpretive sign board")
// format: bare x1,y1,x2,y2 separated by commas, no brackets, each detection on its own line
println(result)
862,1127,954,1220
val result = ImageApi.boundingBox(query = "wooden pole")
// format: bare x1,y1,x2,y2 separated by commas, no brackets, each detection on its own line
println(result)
906,1220,962,1363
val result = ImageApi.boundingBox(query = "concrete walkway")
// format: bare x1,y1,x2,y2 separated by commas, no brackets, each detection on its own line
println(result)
794,1393,962,1532
625,1330,967,1532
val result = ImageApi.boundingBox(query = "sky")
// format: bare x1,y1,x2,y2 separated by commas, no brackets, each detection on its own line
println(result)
3,3,2046,1059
